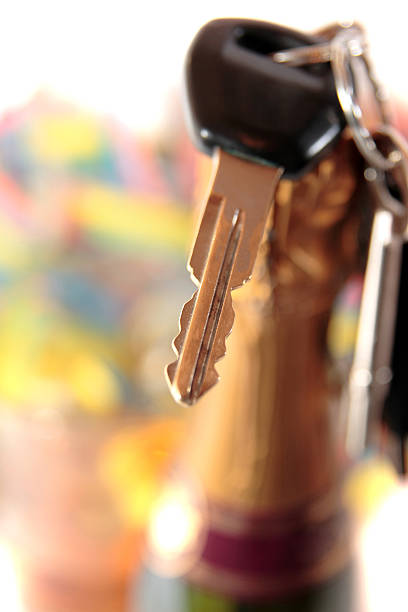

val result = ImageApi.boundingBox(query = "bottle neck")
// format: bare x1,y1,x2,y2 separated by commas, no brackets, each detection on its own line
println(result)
147,138,360,601
184,138,360,513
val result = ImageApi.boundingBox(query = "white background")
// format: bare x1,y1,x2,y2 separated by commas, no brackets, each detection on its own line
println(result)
0,0,406,134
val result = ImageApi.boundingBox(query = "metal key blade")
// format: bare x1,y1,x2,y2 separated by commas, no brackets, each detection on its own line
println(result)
346,162,408,459
346,208,402,457
167,150,283,404
168,202,243,403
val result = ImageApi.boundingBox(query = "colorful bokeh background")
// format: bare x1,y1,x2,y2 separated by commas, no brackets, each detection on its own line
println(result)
0,93,202,611
1,3,407,611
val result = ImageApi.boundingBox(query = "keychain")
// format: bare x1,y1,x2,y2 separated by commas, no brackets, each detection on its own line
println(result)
138,20,408,610
255,22,408,471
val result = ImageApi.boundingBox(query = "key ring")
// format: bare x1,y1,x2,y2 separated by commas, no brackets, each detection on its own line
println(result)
273,24,400,172
330,26,399,171
361,127,408,239
371,126,408,233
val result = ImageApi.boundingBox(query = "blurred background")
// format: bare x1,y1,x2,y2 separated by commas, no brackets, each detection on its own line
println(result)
1,1,407,135
0,1,407,611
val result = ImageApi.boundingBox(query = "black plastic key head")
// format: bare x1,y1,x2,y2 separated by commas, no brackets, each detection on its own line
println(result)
185,19,346,178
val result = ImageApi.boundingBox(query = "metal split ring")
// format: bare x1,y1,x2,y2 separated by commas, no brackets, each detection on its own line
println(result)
330,27,398,171
272,24,401,172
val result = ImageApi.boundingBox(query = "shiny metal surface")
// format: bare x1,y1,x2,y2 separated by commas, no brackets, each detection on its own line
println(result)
272,23,366,67
272,42,333,66
330,27,396,171
346,137,408,460
166,150,282,404
179,138,359,597
273,23,399,172
186,137,359,510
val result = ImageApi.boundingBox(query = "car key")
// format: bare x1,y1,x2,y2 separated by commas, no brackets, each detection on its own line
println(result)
166,18,347,405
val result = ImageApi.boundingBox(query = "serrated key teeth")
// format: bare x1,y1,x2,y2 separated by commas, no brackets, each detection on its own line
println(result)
165,361,187,404
171,293,197,356
166,154,283,405
166,360,220,405
166,300,233,405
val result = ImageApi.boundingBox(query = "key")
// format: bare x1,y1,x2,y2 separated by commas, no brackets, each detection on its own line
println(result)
167,150,282,404
346,130,408,461
167,19,347,405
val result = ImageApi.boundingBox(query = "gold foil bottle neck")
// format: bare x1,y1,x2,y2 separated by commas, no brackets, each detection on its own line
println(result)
149,137,362,599
183,137,360,514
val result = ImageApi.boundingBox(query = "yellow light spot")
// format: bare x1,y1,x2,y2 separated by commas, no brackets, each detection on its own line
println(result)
327,313,358,359
99,420,184,526
27,115,103,161
70,185,190,253
343,456,398,520
68,354,118,414
148,485,201,560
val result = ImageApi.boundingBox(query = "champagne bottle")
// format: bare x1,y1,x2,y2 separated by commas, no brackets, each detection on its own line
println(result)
134,138,360,611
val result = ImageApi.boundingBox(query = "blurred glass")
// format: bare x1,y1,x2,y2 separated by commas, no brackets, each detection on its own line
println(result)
0,413,183,612
0,95,198,611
